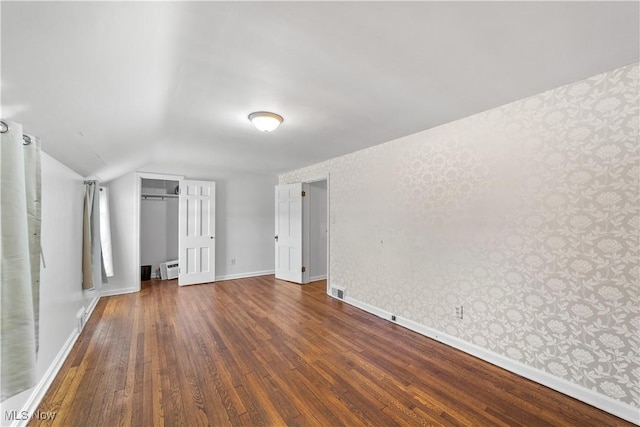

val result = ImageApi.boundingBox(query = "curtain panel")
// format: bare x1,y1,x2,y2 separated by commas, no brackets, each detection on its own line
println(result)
0,120,42,401
82,182,102,290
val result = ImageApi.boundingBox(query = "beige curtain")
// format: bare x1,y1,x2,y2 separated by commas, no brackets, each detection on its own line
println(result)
0,120,42,401
82,181,101,290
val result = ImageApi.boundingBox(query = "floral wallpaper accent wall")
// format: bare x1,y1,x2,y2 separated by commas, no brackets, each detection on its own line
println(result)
280,63,639,408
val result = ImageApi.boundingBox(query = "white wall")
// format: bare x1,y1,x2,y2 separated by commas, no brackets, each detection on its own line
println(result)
280,63,640,422
308,180,327,281
1,153,98,422
102,172,138,295
219,174,276,279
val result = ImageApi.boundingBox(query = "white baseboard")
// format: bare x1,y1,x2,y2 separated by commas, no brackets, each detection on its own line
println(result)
343,294,639,425
215,270,275,281
309,274,327,282
100,287,137,297
99,271,276,294
11,329,79,427
344,295,392,319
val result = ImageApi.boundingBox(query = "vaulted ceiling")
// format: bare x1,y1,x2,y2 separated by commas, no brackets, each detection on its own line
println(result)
2,2,638,181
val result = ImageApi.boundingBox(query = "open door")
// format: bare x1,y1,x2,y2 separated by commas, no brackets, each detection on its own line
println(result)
275,183,308,284
178,180,215,286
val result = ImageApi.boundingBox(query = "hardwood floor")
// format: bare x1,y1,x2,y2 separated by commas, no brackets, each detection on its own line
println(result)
32,276,632,427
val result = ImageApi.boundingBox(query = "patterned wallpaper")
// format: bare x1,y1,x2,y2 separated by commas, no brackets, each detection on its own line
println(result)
280,63,640,408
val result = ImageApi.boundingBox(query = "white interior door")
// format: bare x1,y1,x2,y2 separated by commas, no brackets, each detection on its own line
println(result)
275,183,307,284
178,180,215,286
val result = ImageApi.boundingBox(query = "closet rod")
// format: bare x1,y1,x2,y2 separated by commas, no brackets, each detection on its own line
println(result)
141,194,178,200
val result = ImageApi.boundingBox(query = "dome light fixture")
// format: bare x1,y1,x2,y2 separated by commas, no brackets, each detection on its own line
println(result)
248,111,283,132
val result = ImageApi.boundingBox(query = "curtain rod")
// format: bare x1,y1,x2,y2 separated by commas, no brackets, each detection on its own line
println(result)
1,120,34,145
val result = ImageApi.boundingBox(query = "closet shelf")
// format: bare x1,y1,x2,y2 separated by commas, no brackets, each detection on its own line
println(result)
141,193,179,200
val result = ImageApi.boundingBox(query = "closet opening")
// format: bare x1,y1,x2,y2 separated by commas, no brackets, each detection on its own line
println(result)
140,178,180,282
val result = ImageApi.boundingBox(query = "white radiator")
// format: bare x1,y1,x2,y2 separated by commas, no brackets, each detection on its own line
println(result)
160,260,179,280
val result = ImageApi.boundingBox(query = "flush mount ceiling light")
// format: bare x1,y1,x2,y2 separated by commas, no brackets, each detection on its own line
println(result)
248,111,283,132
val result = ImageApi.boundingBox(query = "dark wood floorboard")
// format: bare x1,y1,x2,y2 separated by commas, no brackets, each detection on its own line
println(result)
31,276,634,426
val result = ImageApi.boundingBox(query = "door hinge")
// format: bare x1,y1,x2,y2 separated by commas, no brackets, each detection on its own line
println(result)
302,191,306,197
302,266,306,273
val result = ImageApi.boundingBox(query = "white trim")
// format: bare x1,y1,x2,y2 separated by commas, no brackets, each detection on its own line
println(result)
326,174,330,297
301,174,329,184
215,270,275,281
309,275,327,282
118,269,275,285
100,287,137,297
134,174,142,293
344,295,393,319
11,329,79,427
136,172,185,181
302,183,310,284
343,295,640,425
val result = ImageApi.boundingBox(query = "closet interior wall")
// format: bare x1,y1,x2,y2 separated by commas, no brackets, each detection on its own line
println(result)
140,179,179,279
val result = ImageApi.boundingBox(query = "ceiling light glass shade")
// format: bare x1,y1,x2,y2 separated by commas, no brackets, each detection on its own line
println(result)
248,111,283,132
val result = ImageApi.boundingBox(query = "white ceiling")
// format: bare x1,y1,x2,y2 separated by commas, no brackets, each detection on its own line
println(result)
2,2,638,181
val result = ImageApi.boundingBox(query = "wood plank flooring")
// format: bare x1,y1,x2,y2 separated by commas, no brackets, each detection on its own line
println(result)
31,276,633,426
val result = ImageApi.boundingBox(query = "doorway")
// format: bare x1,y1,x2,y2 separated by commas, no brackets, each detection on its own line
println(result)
307,180,327,282
140,178,180,281
274,176,329,291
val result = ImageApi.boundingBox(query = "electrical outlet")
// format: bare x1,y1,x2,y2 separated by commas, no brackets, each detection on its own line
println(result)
230,258,236,265
455,305,464,320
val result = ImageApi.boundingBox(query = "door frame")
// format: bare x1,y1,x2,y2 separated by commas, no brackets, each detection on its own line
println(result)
135,172,185,292
301,174,330,294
